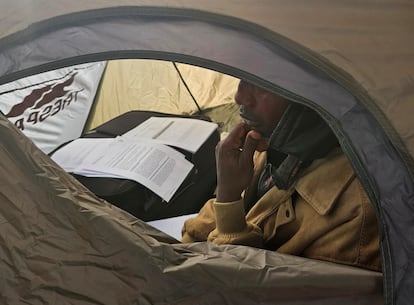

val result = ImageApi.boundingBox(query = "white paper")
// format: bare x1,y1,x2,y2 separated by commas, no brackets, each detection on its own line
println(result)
51,138,115,173
147,213,197,240
122,117,218,153
51,138,193,202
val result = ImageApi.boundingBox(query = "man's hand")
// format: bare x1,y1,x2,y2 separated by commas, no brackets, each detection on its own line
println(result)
215,123,267,202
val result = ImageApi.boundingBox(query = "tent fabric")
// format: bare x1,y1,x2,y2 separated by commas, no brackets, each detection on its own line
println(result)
0,62,107,153
0,1,413,164
88,60,238,129
0,114,384,304
0,1,413,304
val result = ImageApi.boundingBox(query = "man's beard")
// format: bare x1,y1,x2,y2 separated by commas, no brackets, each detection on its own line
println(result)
239,105,272,138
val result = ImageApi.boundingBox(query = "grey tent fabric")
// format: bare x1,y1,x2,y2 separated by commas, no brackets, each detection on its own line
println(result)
0,114,384,304
1,0,413,161
0,1,413,304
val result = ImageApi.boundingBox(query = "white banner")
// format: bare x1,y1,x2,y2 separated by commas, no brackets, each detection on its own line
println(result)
0,62,107,153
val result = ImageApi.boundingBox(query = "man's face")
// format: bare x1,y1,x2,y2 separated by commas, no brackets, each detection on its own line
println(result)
235,81,289,138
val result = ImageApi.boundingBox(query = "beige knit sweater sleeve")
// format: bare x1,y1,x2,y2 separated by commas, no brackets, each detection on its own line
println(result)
182,151,267,246
181,198,263,248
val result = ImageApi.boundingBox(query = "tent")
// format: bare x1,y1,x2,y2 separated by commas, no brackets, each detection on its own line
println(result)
0,59,240,153
0,1,413,304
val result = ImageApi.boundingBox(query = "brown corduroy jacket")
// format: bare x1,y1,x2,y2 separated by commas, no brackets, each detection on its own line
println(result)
182,149,381,271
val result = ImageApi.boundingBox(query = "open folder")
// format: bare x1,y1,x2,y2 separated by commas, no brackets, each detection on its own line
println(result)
51,117,218,202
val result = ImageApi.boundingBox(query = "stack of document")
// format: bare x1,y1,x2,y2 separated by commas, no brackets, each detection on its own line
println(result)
51,117,217,202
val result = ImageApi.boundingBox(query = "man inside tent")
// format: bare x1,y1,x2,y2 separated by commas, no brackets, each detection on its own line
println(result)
182,80,381,271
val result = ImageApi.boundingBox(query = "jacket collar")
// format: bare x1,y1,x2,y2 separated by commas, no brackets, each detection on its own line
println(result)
245,149,355,218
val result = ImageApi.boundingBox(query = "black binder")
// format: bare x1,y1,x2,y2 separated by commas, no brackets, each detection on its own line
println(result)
72,111,219,221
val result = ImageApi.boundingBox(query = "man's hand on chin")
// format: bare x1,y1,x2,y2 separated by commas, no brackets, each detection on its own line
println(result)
215,123,267,202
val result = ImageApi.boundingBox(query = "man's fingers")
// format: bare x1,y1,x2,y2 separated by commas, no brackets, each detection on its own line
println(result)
255,138,269,152
221,122,250,150
240,130,262,161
